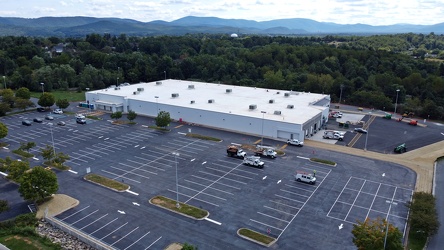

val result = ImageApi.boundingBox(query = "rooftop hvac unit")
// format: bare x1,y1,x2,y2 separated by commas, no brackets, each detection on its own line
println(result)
190,100,195,104
137,88,144,92
188,85,195,89
208,99,215,103
269,99,274,104
277,91,280,94
287,104,294,109
284,92,290,97
133,91,138,95
172,93,179,98
156,81,162,85
114,87,120,90
226,89,232,93
249,104,257,110
274,111,281,115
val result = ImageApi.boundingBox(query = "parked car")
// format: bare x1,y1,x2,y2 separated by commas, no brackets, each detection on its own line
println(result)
75,114,85,119
53,109,63,114
37,107,46,112
287,139,304,147
33,118,43,123
45,115,54,120
76,118,86,124
294,172,316,185
57,121,66,126
22,120,32,126
354,128,368,134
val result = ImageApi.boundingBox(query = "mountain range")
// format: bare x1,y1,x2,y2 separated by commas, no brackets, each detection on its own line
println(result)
0,16,443,37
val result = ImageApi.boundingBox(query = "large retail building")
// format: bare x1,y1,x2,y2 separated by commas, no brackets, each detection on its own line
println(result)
85,80,331,142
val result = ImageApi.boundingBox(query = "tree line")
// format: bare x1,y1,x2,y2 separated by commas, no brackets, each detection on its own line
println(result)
1,33,444,119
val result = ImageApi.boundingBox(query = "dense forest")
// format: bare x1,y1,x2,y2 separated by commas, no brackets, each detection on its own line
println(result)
1,33,444,119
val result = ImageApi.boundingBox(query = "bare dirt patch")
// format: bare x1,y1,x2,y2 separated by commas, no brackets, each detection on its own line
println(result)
36,194,79,219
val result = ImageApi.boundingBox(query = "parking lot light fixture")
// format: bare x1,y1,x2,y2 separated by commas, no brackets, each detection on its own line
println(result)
261,111,266,147
2,76,5,89
164,71,166,80
48,123,56,156
155,96,159,114
172,152,180,208
394,89,400,118
40,82,45,94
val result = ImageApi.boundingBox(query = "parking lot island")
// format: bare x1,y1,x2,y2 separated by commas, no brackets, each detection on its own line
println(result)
149,196,208,220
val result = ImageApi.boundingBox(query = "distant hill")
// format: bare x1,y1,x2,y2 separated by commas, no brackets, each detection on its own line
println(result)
0,16,443,37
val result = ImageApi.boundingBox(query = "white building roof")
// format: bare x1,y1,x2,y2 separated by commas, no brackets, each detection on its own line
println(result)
90,79,330,124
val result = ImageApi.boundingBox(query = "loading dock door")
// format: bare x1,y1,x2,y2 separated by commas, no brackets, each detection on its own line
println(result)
277,130,294,140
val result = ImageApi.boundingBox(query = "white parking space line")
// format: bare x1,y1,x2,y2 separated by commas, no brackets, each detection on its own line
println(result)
68,170,78,174
184,180,234,195
90,145,115,153
344,180,366,221
280,189,310,199
179,185,227,201
257,212,291,223
198,171,248,185
365,183,382,220
205,166,253,180
269,200,301,210
123,231,150,250
79,148,108,156
167,189,219,207
71,152,96,160
126,190,139,195
109,166,152,180
118,163,159,176
101,170,141,183
122,161,162,174
71,209,99,225
110,226,139,246
249,219,284,231
133,157,168,170
60,205,91,221
264,205,298,216
145,236,163,250
90,217,119,235
172,139,211,149
79,213,109,230
284,184,316,192
190,175,241,190
101,222,128,240
160,144,200,154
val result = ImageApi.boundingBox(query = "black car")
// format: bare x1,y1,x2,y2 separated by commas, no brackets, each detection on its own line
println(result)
33,118,43,123
37,107,46,112
22,120,32,126
76,118,86,124
354,128,368,134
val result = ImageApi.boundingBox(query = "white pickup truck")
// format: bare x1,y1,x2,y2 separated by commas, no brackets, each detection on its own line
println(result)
295,172,316,185
287,139,304,147
323,131,344,141
243,156,265,168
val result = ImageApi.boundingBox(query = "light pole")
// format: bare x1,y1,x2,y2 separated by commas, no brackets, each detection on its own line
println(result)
2,76,5,89
394,89,400,118
155,96,159,114
384,199,398,249
339,84,344,104
86,88,90,113
117,67,120,86
48,123,56,156
40,82,45,94
172,152,180,208
261,111,266,147
164,71,166,80
364,128,369,151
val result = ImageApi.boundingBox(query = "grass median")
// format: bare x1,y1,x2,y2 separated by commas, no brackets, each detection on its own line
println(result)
84,173,129,191
186,133,221,142
238,228,275,245
310,157,336,166
150,196,208,219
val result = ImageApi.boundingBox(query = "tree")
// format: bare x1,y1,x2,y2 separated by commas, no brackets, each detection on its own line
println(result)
0,122,8,140
0,103,11,116
53,152,70,167
19,142,36,152
15,98,35,111
41,144,55,162
0,200,9,213
37,92,55,108
6,160,30,182
182,243,198,250
56,98,70,110
18,166,58,203
352,217,403,250
1,89,15,107
127,110,137,121
155,111,171,128
111,111,122,120
15,87,31,99
408,192,440,237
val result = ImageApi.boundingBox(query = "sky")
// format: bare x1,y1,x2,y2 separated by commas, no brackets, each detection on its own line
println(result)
1,0,444,26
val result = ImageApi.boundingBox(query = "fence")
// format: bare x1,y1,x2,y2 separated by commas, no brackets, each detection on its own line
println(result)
45,215,115,250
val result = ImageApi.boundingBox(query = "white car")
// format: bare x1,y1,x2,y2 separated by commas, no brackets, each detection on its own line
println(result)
75,114,85,119
287,139,304,147
53,109,63,114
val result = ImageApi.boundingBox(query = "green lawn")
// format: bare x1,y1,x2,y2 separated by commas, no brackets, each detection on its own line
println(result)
0,234,61,250
30,90,86,102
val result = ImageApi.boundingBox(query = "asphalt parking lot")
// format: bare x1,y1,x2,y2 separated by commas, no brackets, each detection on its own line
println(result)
0,108,418,249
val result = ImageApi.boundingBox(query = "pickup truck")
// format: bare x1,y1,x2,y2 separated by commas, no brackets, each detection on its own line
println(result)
254,146,277,158
243,156,264,168
323,131,344,141
287,139,304,147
